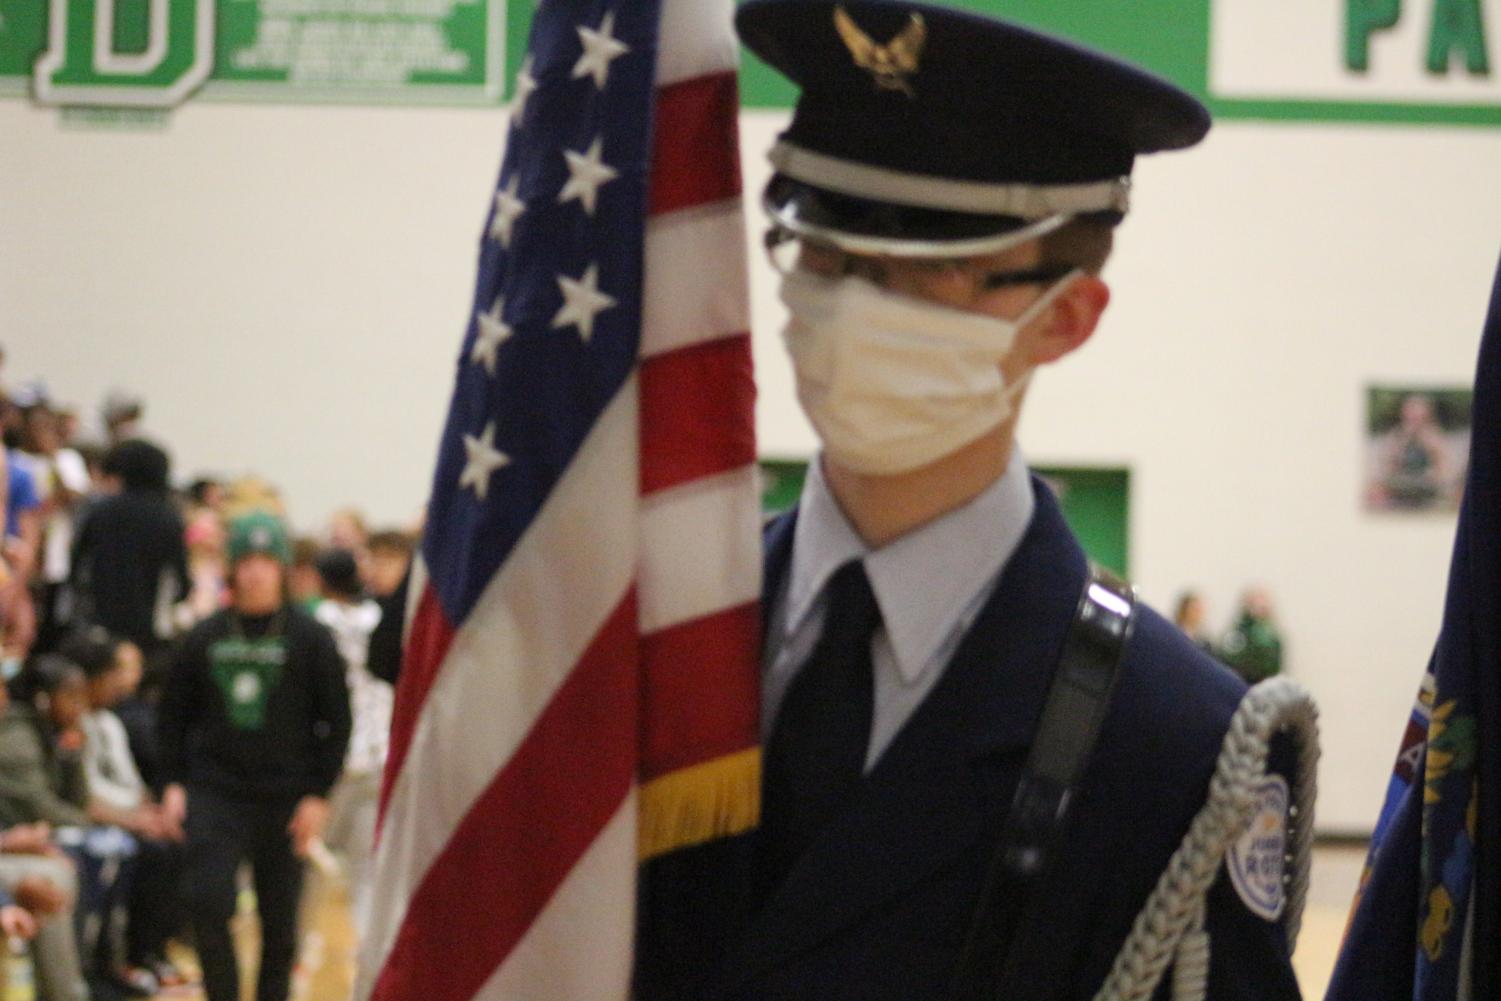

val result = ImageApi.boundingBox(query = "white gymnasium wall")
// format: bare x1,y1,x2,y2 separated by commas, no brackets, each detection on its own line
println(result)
0,100,509,530
3,98,1500,832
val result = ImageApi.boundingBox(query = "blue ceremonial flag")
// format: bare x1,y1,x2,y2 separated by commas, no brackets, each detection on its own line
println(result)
1326,252,1501,1001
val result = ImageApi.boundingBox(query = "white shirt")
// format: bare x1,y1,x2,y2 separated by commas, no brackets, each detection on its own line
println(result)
316,598,392,776
763,452,1036,771
82,709,146,812
13,448,90,584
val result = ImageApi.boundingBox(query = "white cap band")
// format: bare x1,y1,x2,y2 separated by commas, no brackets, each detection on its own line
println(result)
769,140,1132,219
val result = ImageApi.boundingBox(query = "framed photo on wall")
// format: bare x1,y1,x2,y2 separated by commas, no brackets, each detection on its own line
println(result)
1364,385,1472,513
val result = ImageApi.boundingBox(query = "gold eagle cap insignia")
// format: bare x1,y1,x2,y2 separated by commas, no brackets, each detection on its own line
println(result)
833,6,926,98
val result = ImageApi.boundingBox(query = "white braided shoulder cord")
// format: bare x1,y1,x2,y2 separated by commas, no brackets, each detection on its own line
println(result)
1092,676,1321,1001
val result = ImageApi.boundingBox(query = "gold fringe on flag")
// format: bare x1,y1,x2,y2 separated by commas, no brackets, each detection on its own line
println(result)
637,748,761,862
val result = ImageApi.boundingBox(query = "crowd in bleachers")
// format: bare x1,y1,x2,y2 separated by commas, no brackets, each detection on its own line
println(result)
0,368,416,1001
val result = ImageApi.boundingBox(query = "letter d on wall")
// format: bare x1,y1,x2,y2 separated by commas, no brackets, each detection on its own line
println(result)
33,0,215,107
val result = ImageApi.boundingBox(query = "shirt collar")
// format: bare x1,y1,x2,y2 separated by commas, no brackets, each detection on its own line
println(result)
785,451,1036,683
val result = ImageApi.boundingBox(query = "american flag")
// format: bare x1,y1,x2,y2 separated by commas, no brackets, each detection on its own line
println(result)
353,0,761,996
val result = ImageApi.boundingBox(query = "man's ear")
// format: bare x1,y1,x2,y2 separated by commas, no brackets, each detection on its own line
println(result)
1027,276,1110,366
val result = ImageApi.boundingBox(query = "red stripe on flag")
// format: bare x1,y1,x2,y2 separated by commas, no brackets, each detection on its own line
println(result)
368,593,640,1001
379,585,456,824
640,601,761,781
649,72,743,216
640,333,756,495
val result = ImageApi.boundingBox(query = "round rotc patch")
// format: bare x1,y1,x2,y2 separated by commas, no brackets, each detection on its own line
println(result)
1227,774,1288,922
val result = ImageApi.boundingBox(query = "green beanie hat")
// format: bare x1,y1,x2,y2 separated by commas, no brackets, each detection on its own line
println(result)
227,511,292,565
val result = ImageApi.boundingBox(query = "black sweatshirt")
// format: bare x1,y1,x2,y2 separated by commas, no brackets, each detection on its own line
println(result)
158,605,352,801
70,490,188,653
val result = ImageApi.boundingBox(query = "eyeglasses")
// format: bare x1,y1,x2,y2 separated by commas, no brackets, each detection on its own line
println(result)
763,226,1074,295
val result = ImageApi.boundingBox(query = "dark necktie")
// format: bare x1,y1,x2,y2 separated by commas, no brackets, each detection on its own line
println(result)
758,558,882,897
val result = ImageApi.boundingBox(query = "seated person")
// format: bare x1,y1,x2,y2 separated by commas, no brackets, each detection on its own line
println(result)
62,629,187,991
0,654,139,996
0,821,86,1001
0,655,91,831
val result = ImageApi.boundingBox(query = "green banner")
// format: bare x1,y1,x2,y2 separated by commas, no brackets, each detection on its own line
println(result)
737,0,1210,110
0,0,511,104
2,0,1498,121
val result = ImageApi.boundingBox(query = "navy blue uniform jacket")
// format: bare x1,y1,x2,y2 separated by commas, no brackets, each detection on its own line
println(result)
636,478,1301,1001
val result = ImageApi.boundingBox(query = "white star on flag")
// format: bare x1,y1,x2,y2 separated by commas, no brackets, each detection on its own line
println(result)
458,421,510,500
573,11,630,90
489,176,526,247
551,263,617,342
471,296,513,376
558,137,619,217
512,54,538,123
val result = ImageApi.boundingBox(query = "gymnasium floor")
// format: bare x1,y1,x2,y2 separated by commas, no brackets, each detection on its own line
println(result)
155,843,1368,1001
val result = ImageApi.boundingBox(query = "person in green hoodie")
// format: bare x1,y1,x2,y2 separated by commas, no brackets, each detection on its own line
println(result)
158,512,350,1001
1218,587,1285,685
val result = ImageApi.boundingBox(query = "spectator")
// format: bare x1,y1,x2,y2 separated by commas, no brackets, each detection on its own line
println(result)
3,406,43,671
52,405,82,453
288,538,322,611
1220,586,1285,684
1172,590,1215,655
185,479,224,515
108,641,165,798
12,398,90,653
0,654,90,829
65,630,186,993
363,530,416,686
219,476,284,523
158,512,350,1001
72,446,106,500
362,530,412,600
0,654,138,996
0,821,88,1001
325,509,368,557
313,549,387,938
178,509,228,630
0,447,9,651
68,440,188,662
98,392,145,449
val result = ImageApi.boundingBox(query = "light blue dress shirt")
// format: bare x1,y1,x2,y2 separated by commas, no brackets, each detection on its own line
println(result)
763,452,1037,771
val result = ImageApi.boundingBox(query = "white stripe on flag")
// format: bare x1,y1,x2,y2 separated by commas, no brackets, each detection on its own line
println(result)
638,464,763,635
657,0,738,85
641,200,751,360
401,554,428,641
360,377,640,980
472,792,638,1001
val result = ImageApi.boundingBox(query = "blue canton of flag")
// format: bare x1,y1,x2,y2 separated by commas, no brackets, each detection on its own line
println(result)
1327,250,1501,1001
426,0,661,623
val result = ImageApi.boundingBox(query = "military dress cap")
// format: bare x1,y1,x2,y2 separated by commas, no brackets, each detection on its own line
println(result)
735,0,1211,255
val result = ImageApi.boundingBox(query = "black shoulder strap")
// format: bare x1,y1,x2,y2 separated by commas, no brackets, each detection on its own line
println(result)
952,564,1137,1001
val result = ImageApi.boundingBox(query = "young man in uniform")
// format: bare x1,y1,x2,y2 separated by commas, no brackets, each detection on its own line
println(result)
636,2,1303,999
159,512,351,1001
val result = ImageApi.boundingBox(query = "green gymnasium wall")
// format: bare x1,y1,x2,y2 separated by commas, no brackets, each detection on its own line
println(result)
761,461,1131,576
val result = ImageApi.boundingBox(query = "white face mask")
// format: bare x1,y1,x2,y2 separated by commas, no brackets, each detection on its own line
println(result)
779,268,1080,476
